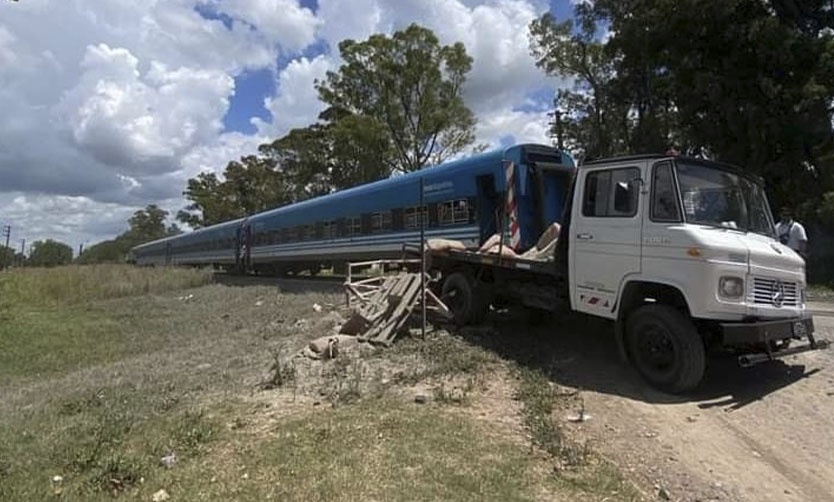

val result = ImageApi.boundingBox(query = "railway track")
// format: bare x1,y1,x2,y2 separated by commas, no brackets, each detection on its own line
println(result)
211,272,346,293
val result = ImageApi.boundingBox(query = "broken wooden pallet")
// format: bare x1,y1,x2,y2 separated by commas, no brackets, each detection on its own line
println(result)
341,270,452,346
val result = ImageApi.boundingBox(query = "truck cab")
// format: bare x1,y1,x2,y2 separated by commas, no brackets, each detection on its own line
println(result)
566,154,817,391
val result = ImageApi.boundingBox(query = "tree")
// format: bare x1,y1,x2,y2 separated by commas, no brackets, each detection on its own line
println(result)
0,245,14,269
531,0,834,281
28,240,73,268
76,239,131,264
529,10,675,159
177,155,292,228
77,205,181,264
125,204,180,243
317,24,477,174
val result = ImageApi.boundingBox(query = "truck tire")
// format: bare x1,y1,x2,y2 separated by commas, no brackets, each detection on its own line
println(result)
625,305,706,394
441,272,489,325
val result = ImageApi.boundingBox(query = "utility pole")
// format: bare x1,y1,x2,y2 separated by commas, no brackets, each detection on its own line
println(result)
78,243,84,257
2,225,10,270
19,238,25,267
547,96,564,150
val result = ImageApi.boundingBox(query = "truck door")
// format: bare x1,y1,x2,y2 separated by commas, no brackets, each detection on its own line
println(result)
570,163,644,318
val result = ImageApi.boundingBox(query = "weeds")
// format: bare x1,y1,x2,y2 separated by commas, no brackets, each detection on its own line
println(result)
324,355,366,406
391,331,496,385
168,410,218,456
88,454,145,495
515,366,588,467
0,264,212,306
260,345,297,390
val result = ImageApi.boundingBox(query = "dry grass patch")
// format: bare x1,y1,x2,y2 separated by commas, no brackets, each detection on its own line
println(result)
0,264,212,307
156,399,565,502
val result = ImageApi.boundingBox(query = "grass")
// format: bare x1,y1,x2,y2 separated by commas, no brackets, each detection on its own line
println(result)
0,264,212,306
0,266,642,501
158,400,561,502
808,283,834,301
0,265,212,382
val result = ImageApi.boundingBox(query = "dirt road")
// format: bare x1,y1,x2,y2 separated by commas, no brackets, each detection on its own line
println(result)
514,311,834,501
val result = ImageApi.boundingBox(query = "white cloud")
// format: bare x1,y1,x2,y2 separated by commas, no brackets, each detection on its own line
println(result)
212,0,321,51
257,55,334,135
56,43,234,175
0,193,138,249
476,109,554,148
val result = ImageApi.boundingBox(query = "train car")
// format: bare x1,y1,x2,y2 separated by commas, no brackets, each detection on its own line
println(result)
131,218,243,267
131,143,576,273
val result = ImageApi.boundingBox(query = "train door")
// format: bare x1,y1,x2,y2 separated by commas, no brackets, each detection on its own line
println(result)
475,174,499,245
165,242,172,266
531,164,573,235
235,221,252,273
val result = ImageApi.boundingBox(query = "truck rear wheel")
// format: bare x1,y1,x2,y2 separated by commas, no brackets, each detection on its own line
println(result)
625,305,705,394
441,272,489,325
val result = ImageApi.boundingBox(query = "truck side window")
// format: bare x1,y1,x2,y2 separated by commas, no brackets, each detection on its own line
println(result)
582,167,640,217
651,161,681,222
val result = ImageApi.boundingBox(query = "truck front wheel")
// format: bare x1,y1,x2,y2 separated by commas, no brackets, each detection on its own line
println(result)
625,305,706,394
441,272,489,325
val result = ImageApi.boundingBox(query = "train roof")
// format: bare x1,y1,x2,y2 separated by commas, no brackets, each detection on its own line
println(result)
132,216,244,251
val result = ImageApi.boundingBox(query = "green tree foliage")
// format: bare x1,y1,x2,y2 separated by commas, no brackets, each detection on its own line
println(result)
529,9,676,159
316,23,477,173
77,205,180,264
75,240,131,264
0,245,14,268
590,0,834,207
28,239,73,268
177,155,292,228
124,204,180,243
531,0,834,204
531,0,834,279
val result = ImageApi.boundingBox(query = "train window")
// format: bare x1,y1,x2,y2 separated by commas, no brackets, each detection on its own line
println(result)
404,206,428,228
371,211,392,233
304,225,316,241
322,220,336,239
438,199,470,226
347,217,361,236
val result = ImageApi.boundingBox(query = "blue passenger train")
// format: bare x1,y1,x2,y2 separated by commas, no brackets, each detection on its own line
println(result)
130,143,576,274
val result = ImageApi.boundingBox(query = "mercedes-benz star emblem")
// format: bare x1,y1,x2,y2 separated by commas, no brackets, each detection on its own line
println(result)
771,281,785,308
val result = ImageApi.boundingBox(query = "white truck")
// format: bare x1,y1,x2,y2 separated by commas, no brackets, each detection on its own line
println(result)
428,153,824,393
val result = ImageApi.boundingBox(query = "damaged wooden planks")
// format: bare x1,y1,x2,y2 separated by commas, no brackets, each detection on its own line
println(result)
341,270,452,346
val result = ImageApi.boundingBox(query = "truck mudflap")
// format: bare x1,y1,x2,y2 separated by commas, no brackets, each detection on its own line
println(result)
719,315,830,367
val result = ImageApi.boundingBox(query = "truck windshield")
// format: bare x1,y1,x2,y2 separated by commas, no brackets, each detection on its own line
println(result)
676,162,774,237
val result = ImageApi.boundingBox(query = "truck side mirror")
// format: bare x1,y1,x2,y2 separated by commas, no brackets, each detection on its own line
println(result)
614,181,636,213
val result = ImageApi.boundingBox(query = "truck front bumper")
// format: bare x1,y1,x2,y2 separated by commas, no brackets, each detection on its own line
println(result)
719,315,828,367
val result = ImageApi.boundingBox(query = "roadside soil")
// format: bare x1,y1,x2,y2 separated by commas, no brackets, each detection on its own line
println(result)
474,308,834,502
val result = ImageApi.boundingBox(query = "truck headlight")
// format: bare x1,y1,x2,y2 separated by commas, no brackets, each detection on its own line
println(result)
719,276,744,299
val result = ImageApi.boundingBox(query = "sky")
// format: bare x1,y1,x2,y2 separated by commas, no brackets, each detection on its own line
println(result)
0,0,577,252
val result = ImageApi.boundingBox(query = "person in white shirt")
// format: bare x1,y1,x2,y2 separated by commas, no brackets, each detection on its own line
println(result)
775,207,808,258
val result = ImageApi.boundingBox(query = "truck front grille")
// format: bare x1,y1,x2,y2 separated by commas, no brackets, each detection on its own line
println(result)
751,277,799,308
